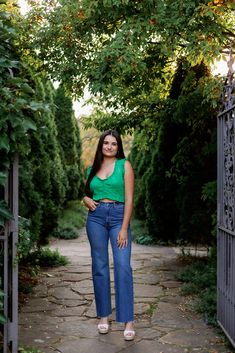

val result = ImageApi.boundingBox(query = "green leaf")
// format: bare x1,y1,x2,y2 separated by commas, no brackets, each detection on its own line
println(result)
20,83,35,94
22,119,37,132
29,101,46,111
0,201,14,221
0,58,19,68
0,159,10,170
0,171,7,186
8,115,22,128
0,134,10,152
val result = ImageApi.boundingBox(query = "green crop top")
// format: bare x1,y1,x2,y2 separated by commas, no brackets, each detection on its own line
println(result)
86,158,126,203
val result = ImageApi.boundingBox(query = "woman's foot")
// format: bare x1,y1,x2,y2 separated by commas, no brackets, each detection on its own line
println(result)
97,317,109,334
124,322,135,341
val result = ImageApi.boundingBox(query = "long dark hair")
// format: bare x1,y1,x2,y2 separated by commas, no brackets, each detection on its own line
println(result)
85,130,125,197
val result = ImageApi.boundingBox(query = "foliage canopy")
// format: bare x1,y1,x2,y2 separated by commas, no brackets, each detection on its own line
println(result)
25,0,234,99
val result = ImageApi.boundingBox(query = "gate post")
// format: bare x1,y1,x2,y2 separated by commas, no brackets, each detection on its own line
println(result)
217,49,235,347
1,156,19,352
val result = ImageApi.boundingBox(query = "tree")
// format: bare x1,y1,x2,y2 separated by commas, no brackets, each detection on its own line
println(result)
24,0,234,100
0,1,39,227
21,0,230,245
54,85,83,201
130,61,218,244
19,72,68,243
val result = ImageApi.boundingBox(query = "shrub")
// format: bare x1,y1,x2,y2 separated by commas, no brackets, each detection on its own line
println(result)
28,248,69,268
131,218,154,245
53,224,78,240
177,256,217,325
17,217,37,261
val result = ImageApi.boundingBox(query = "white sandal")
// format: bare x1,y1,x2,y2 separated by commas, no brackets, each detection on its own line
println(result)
97,323,109,334
124,329,135,341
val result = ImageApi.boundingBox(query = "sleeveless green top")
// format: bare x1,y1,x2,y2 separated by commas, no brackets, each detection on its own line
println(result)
86,158,126,203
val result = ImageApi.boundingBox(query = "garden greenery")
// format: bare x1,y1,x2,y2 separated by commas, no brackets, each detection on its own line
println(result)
0,0,234,334
21,0,234,246
0,0,83,319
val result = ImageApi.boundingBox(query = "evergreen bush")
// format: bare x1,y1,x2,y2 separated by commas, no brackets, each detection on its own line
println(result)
130,62,217,246
35,248,69,267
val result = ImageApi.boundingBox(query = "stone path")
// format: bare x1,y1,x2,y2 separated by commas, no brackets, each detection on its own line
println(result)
19,228,232,353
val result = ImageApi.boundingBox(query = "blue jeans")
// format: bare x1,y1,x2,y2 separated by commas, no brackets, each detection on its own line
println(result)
86,202,134,323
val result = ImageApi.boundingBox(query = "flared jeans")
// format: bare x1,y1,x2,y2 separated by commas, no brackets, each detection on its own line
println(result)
86,201,134,323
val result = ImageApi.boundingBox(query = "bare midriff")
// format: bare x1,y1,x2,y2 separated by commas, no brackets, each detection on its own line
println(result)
99,198,117,203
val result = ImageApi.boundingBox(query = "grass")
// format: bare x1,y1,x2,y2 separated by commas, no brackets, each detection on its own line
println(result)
146,303,157,316
53,200,87,239
18,347,44,353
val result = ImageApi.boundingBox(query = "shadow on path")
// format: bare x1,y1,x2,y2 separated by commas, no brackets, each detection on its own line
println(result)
19,228,229,353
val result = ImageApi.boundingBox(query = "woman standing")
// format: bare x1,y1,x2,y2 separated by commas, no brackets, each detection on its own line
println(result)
83,130,135,341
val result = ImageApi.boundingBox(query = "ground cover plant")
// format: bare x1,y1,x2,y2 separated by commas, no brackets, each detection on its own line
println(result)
177,254,217,325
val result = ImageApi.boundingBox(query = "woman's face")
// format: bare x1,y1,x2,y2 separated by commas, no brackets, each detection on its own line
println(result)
102,135,118,158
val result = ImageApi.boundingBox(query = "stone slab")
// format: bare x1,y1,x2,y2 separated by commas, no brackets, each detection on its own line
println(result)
19,326,61,347
53,320,98,338
119,339,190,353
136,327,163,340
160,281,182,289
49,298,88,307
64,265,91,273
159,328,222,348
151,302,192,328
135,283,164,298
71,280,94,295
134,303,151,315
99,330,139,348
160,294,182,303
48,287,84,300
50,305,86,317
56,338,120,353
84,300,97,318
134,273,161,285
59,273,91,282
134,296,159,303
20,298,60,313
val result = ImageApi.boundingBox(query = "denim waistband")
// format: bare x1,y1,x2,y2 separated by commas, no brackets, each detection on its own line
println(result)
95,200,124,206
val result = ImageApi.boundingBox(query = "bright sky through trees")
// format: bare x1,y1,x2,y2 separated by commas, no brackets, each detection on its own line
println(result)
18,0,30,15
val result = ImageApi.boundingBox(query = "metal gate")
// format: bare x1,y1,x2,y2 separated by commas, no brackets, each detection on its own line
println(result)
217,52,235,348
0,156,19,353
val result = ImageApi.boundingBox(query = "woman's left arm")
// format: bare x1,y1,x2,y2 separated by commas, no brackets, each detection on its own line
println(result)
117,160,134,248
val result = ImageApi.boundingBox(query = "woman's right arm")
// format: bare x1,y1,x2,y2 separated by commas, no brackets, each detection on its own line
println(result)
83,166,99,211
83,196,98,211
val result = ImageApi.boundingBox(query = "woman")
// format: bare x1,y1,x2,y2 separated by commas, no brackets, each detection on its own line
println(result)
83,129,135,341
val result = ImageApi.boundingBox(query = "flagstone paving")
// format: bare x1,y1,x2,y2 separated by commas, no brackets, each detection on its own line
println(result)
19,228,233,353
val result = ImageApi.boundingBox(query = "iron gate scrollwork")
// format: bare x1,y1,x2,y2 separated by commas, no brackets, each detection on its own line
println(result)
217,50,235,348
0,156,19,353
